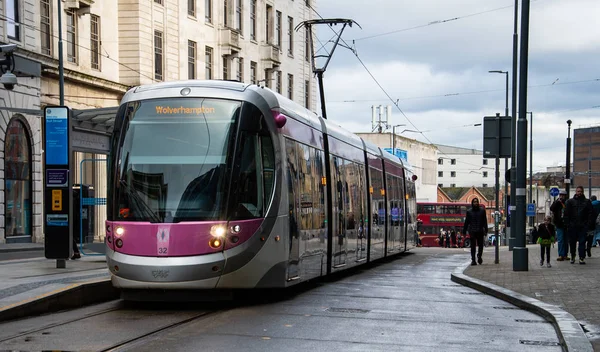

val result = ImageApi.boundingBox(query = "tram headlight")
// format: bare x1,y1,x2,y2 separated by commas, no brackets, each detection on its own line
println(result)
115,227,125,237
210,225,226,238
209,237,223,249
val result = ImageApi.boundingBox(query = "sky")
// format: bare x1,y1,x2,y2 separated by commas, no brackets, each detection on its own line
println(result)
312,0,600,174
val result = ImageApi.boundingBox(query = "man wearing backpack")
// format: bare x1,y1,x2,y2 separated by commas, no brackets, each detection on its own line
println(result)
590,195,600,252
564,186,594,264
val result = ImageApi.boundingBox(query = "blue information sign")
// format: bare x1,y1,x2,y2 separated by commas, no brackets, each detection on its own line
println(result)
526,203,536,217
549,187,560,197
45,107,69,165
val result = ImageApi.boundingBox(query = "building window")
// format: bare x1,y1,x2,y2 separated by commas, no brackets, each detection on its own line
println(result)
154,30,163,80
205,46,213,79
451,171,456,177
287,74,293,99
66,10,77,63
188,40,197,79
223,0,229,27
154,0,163,4
223,56,229,80
305,27,310,62
40,0,51,55
188,0,196,17
483,159,488,165
90,15,101,70
4,118,32,240
438,158,443,165
450,183,456,188
250,61,257,84
304,80,310,108
7,0,20,41
276,71,282,93
264,69,271,88
276,11,282,48
438,171,443,177
483,183,488,187
236,57,243,82
250,0,256,40
235,0,242,32
266,5,273,44
205,0,212,23
287,16,294,56
483,171,488,178
438,184,443,188
451,159,456,165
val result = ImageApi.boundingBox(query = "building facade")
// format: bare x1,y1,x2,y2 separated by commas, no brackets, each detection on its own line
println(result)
0,0,317,244
573,127,600,196
357,132,438,202
435,144,507,190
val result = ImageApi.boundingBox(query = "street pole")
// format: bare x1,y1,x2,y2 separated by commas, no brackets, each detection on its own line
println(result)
566,120,572,196
514,0,530,271
495,112,501,264
504,73,509,246
58,0,65,106
509,0,519,251
529,111,533,227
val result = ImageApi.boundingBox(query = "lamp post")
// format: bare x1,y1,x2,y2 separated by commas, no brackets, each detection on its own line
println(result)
489,70,509,251
566,120,572,196
58,0,65,105
392,124,406,157
527,111,533,227
510,0,519,252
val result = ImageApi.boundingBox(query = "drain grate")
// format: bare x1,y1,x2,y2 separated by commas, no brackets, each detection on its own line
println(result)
519,340,561,347
493,306,520,310
326,307,370,314
515,319,548,324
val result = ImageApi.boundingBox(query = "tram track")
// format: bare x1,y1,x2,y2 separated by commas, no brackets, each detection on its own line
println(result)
99,310,220,352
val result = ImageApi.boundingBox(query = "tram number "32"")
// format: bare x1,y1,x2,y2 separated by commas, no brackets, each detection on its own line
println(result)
158,247,168,254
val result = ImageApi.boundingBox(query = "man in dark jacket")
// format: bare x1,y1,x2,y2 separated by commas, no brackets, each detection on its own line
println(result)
463,198,488,265
550,190,568,261
564,186,594,264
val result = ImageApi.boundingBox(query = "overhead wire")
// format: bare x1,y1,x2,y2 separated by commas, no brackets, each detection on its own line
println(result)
305,3,496,172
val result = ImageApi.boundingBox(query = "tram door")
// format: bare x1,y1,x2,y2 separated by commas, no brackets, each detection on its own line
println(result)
286,140,300,280
331,157,347,267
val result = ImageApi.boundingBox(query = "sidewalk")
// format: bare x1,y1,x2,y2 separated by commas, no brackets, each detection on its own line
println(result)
455,244,599,351
0,253,118,322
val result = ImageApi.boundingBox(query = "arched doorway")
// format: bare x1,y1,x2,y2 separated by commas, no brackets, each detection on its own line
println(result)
4,118,32,243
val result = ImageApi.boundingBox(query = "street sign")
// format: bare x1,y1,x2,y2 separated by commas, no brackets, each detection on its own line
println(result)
483,114,512,158
549,187,560,197
526,203,536,217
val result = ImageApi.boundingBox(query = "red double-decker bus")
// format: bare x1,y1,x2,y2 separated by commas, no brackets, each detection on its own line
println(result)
417,202,478,248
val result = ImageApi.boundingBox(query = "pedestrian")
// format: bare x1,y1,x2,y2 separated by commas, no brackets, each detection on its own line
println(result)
564,186,594,264
450,229,457,248
71,238,81,260
589,195,600,251
551,190,568,261
445,229,450,248
463,198,488,265
537,216,555,267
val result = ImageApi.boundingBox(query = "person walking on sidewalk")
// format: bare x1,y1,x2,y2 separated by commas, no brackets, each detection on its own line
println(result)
564,186,594,264
550,190,568,261
463,198,488,266
537,216,555,267
589,195,600,251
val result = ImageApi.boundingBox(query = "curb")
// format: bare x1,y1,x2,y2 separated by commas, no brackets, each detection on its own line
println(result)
0,278,120,323
0,246,44,253
451,262,593,352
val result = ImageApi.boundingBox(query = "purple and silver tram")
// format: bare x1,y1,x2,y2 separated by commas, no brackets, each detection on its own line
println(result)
105,80,417,298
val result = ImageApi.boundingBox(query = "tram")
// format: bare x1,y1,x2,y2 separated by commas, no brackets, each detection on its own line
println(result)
105,80,417,297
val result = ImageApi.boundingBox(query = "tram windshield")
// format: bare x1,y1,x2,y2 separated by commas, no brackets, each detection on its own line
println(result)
112,98,274,223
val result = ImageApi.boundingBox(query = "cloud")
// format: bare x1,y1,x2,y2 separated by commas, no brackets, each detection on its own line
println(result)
310,0,600,174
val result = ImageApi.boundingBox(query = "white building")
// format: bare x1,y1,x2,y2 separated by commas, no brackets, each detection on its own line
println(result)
435,144,507,189
0,0,317,244
357,132,438,202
